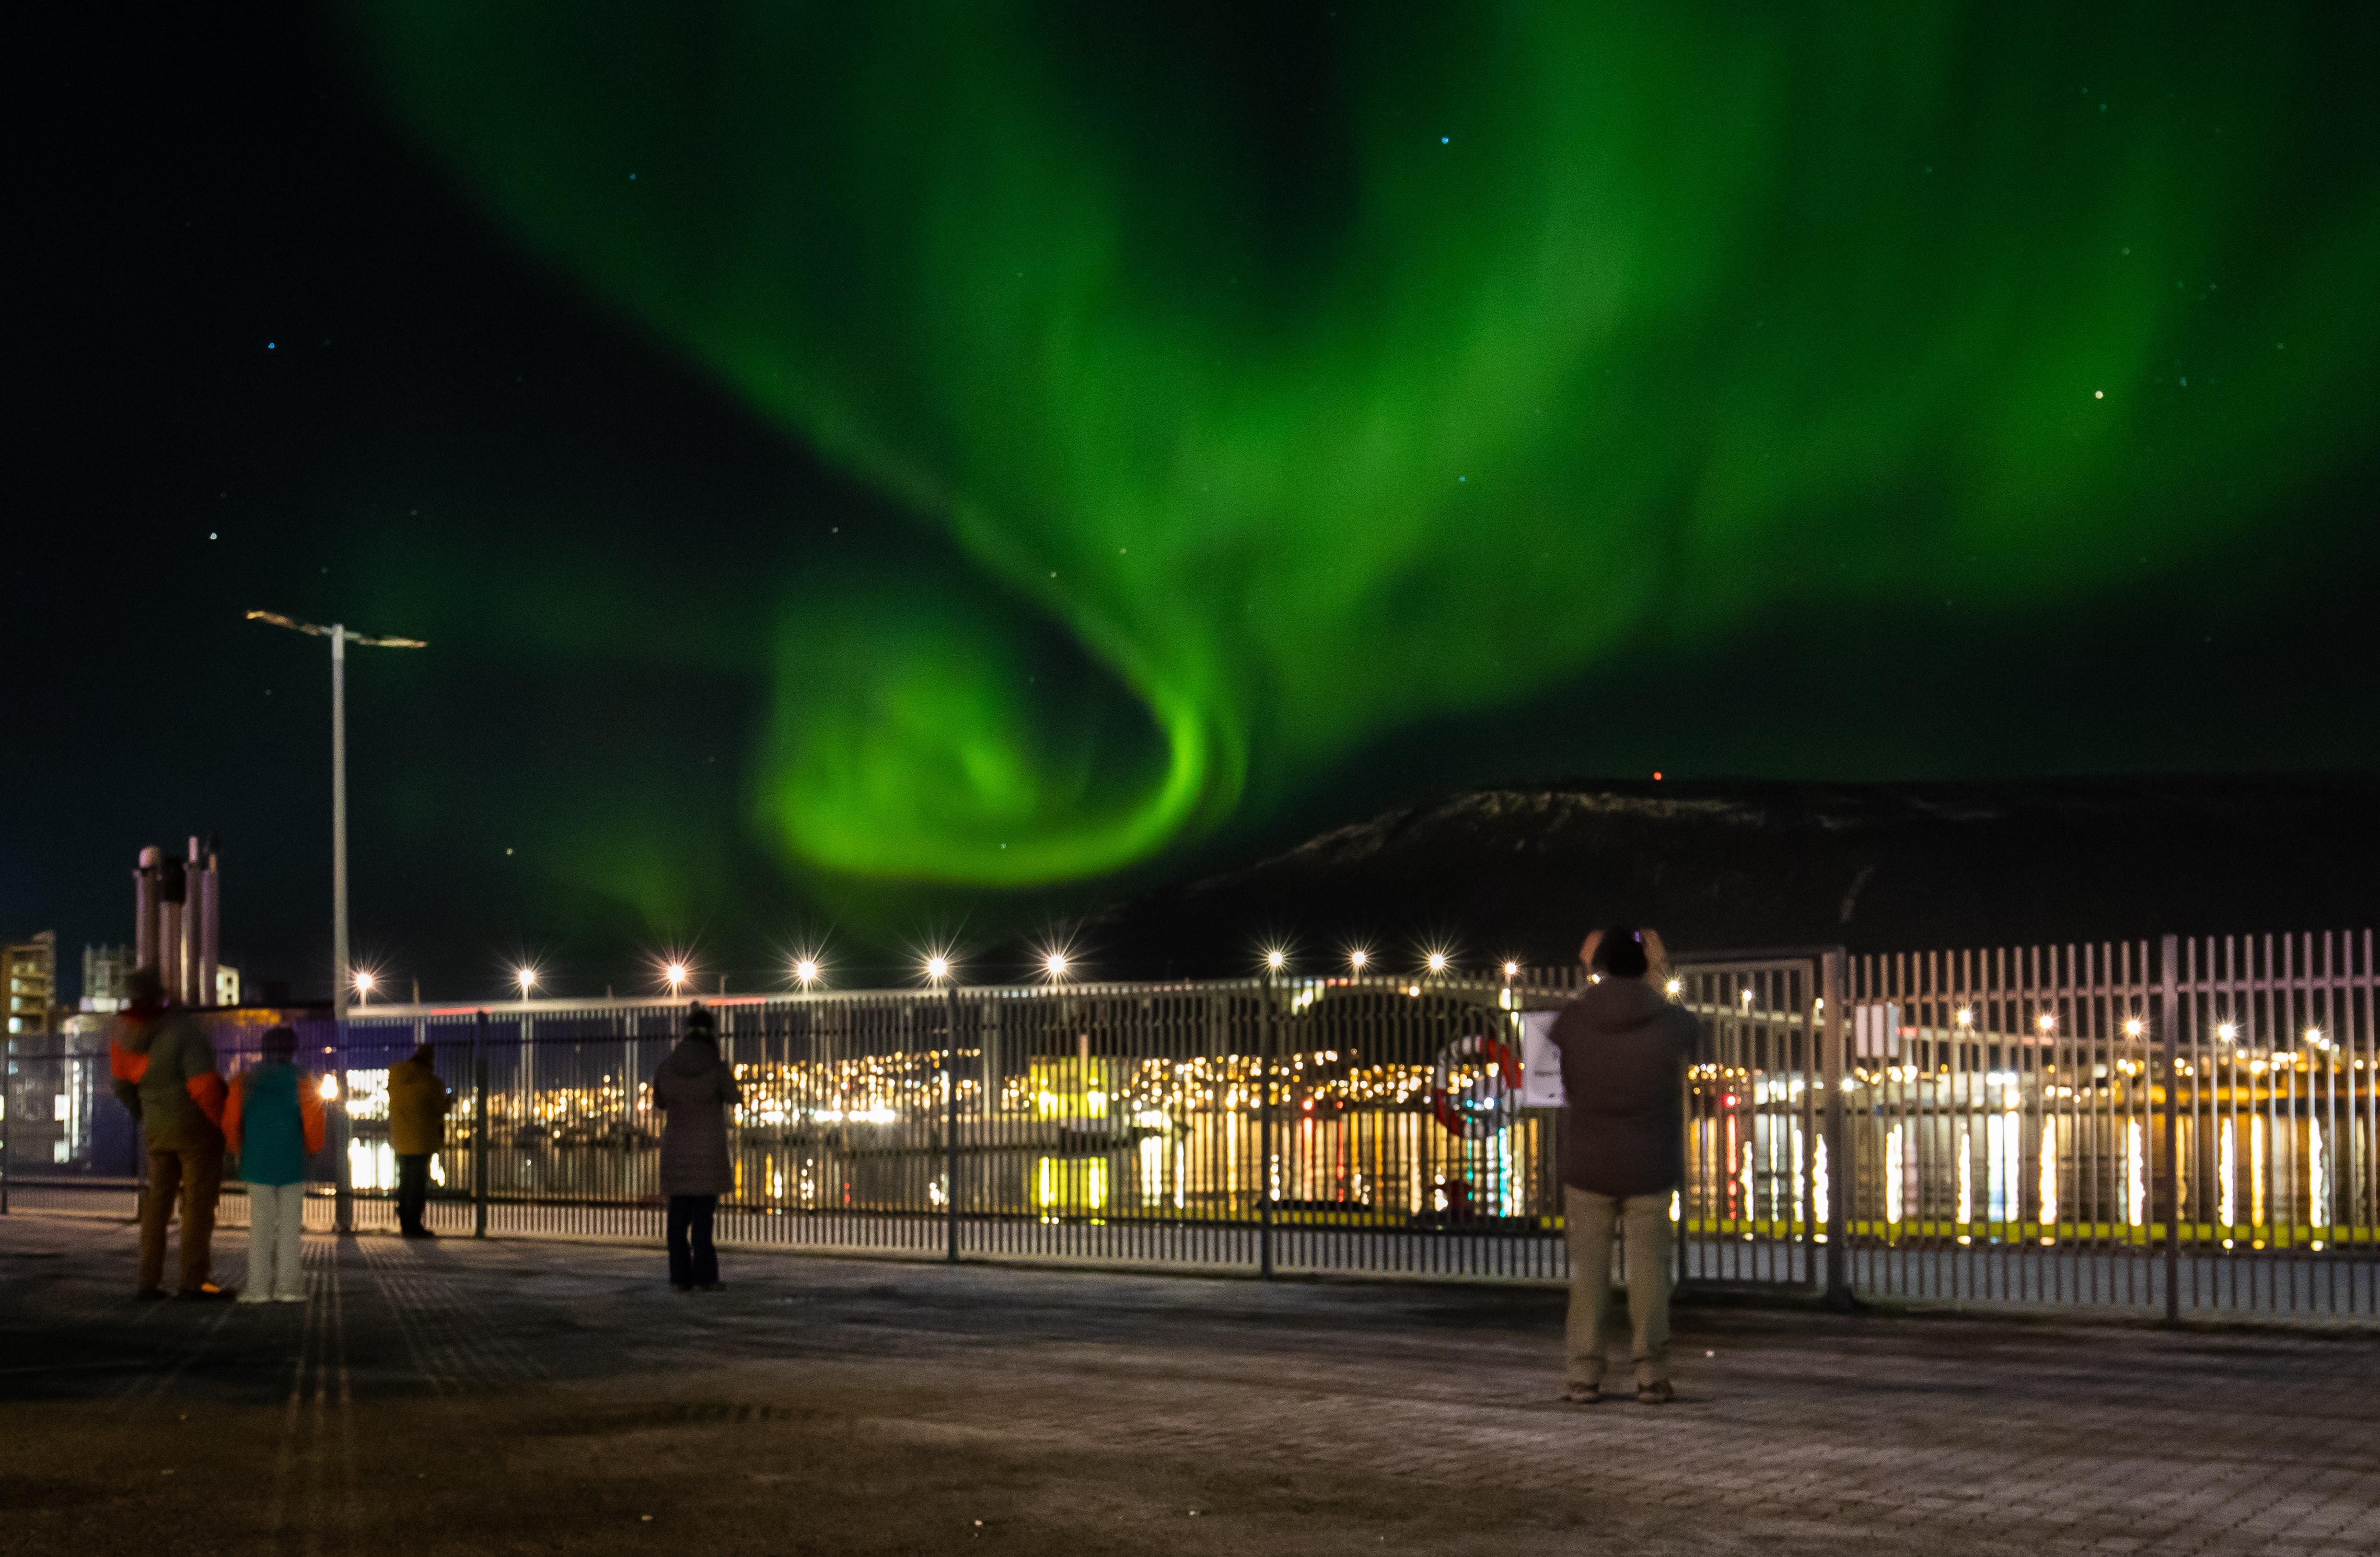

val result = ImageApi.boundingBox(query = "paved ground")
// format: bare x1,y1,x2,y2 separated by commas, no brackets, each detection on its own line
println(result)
4,1215,2379,1556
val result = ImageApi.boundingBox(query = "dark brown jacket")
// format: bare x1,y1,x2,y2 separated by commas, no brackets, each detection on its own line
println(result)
1548,979,1699,1198
652,1037,741,1198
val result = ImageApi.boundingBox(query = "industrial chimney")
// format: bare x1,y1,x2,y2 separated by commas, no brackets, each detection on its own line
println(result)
133,839,222,1006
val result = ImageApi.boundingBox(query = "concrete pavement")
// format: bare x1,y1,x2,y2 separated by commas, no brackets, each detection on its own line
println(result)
3,1213,2378,1555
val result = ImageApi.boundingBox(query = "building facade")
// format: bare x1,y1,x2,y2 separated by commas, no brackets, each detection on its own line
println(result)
80,943,135,1013
6,931,58,1035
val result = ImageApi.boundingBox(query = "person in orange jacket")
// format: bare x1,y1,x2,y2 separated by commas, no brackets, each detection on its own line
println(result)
223,1025,325,1303
110,966,234,1299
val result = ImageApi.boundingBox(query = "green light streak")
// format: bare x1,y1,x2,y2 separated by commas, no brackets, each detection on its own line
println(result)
355,3,2380,888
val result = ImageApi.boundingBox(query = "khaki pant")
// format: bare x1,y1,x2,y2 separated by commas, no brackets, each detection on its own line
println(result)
1562,1185,1674,1388
139,1144,224,1294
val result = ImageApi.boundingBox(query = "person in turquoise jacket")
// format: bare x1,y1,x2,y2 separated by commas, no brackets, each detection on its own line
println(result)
223,1025,324,1304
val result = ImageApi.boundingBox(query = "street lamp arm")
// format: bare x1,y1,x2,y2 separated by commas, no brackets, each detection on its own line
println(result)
247,610,426,648
246,609,333,637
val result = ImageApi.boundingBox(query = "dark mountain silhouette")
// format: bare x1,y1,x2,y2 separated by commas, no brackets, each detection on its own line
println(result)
1059,777,2380,978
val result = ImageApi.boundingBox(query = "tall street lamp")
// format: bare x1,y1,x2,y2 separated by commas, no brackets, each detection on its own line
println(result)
247,611,426,1019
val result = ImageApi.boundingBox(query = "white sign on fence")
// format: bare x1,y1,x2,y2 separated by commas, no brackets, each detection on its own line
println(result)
1854,1002,1903,1058
1518,1010,1566,1108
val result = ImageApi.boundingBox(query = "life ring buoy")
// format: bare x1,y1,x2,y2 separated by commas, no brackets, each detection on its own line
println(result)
1430,1032,1520,1140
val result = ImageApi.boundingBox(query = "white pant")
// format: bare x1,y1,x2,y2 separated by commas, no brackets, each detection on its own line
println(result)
247,1182,307,1299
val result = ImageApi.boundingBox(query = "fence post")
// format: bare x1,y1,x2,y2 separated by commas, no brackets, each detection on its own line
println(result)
472,1010,490,1239
945,985,961,1264
1259,974,1276,1280
1821,949,1853,1309
331,1017,354,1234
2160,934,2180,1326
1,1033,12,1216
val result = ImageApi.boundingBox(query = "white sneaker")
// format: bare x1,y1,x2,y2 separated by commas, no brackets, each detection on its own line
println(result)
237,1292,272,1305
273,1292,307,1304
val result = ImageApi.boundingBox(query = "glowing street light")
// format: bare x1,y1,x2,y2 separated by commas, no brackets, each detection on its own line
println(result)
665,962,690,994
2037,1012,2058,1034
2218,1021,2239,1043
351,969,376,1004
514,966,538,997
1042,950,1070,980
1348,948,1370,973
1425,951,1449,975
924,955,951,985
1264,948,1287,973
1955,1008,1975,1028
2123,1017,2145,1039
1502,960,1520,981
792,957,821,989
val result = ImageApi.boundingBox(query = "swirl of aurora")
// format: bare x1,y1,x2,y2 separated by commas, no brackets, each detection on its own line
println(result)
356,4,2380,887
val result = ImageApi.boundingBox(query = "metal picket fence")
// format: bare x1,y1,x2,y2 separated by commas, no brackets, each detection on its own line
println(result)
5,936,2376,1322
1845,932,2380,1319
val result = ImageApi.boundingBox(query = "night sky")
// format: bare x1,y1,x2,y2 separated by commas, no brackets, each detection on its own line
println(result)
13,3,2380,1002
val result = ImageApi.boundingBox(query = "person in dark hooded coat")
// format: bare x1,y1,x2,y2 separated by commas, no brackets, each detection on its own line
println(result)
652,1002,741,1291
1547,927,1699,1405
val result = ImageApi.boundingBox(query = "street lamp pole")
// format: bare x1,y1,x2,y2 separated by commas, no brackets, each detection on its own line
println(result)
331,624,347,1019
247,611,426,1016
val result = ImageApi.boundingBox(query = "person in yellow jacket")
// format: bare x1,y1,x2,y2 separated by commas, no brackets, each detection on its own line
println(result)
386,1044,452,1238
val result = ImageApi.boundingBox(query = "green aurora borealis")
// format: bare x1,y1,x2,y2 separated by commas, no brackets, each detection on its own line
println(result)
354,3,2380,899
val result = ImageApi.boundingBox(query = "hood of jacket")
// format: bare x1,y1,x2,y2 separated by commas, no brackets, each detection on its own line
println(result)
664,1036,722,1078
1571,977,1671,1033
114,1014,162,1056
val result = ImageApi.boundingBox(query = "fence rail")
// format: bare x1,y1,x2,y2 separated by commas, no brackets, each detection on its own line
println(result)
6,935,2377,1321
